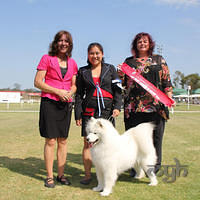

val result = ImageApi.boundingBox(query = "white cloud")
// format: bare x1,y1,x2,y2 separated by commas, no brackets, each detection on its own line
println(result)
155,0,200,6
128,0,200,6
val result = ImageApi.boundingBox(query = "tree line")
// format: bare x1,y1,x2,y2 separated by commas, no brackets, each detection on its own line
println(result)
0,83,40,93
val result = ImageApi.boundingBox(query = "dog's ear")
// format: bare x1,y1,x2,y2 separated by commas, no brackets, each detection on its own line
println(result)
97,121,103,128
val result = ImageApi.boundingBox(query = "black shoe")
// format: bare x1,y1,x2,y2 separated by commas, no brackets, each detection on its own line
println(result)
44,177,55,188
56,175,71,185
130,168,137,177
80,178,92,185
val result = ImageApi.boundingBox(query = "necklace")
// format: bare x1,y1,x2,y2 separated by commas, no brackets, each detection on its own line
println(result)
137,56,148,61
57,57,67,68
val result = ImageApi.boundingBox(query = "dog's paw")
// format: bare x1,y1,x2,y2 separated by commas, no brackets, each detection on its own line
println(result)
100,190,111,196
134,175,145,179
134,172,145,179
149,180,158,186
135,173,145,179
93,186,103,192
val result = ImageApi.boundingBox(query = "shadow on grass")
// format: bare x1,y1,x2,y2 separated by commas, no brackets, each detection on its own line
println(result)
0,156,47,181
0,154,150,188
67,153,150,185
0,153,84,182
118,172,151,185
0,154,98,188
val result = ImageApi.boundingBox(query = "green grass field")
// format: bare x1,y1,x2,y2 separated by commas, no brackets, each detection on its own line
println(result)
0,102,200,111
0,104,199,200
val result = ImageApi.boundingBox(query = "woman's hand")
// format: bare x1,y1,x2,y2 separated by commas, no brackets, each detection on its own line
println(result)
56,89,72,102
166,91,176,107
34,71,74,102
112,109,120,117
56,89,75,102
76,119,82,126
171,98,176,107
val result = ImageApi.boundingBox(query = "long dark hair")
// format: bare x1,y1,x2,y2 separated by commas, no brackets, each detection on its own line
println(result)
87,42,105,64
48,30,73,57
131,32,155,58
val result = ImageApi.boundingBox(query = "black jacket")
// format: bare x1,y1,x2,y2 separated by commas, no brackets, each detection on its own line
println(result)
75,63,122,120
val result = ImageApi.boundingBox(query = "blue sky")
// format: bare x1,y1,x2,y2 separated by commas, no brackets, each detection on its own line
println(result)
0,0,199,89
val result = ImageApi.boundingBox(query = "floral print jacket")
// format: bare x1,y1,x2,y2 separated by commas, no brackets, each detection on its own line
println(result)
118,54,173,120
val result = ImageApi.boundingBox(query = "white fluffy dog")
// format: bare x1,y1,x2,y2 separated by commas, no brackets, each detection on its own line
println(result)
86,117,158,196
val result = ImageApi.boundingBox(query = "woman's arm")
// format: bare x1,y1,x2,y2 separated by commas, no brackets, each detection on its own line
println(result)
70,75,77,94
34,70,70,102
160,56,173,99
64,75,77,101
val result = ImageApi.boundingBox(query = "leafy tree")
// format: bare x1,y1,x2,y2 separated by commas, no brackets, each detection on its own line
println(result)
0,88,10,91
12,83,21,91
182,73,200,90
24,88,40,93
173,71,185,88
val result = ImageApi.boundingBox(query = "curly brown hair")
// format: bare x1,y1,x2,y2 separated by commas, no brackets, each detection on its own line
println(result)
131,32,155,58
48,30,73,57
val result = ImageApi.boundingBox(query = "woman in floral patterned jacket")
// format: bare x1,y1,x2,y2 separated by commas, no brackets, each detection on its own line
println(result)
118,32,173,175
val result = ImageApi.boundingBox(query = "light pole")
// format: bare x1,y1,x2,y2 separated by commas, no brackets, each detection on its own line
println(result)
157,44,163,55
187,85,191,110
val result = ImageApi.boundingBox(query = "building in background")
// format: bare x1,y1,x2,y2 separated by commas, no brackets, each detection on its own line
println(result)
0,91,21,103
0,91,41,103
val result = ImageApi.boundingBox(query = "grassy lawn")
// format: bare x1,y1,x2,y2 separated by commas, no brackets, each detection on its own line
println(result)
0,108,199,200
0,102,200,112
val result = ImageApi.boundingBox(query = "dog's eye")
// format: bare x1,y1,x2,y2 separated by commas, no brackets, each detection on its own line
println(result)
94,132,97,134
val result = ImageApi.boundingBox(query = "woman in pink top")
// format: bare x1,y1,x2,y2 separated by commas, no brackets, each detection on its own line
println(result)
34,30,78,188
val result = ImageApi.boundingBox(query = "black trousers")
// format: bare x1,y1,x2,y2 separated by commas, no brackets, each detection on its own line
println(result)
125,112,165,173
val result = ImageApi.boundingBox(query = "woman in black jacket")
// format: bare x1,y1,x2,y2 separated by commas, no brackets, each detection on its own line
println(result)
75,43,122,185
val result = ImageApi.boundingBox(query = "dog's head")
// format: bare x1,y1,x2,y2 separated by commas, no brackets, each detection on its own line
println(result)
86,117,114,148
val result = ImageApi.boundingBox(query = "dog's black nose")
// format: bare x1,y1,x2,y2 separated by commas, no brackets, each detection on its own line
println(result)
86,137,89,142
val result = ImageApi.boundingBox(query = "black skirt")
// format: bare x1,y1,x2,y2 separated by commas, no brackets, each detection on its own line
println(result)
39,97,72,138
